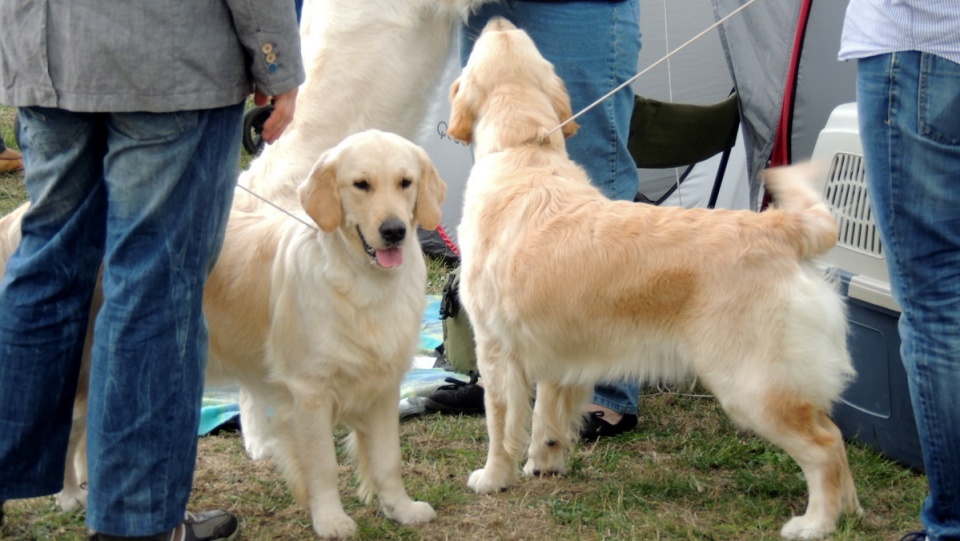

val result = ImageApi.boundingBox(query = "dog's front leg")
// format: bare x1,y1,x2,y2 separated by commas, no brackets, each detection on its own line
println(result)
467,341,529,494
524,381,592,477
351,387,435,525
288,389,356,539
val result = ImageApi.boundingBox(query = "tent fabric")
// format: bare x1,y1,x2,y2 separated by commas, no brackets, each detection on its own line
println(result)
712,0,857,208
713,0,801,208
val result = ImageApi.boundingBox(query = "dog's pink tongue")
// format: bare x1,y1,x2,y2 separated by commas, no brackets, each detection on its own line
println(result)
376,247,404,268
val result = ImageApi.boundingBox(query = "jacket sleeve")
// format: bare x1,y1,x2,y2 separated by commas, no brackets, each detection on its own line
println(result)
225,0,306,96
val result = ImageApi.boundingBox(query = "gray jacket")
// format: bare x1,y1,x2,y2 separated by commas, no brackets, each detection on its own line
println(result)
0,0,305,112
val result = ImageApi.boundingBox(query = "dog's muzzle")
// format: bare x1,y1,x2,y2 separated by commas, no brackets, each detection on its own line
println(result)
357,219,406,268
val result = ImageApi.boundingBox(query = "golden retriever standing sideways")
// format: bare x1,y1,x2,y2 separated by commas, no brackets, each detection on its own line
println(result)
447,18,861,540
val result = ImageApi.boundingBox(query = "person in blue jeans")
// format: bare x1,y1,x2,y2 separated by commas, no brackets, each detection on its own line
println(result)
840,2,960,540
0,1,303,540
425,0,643,440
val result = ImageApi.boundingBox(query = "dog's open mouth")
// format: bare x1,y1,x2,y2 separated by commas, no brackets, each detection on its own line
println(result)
358,226,404,268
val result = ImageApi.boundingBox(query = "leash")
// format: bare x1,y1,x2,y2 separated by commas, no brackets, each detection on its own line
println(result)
545,0,761,138
235,183,320,231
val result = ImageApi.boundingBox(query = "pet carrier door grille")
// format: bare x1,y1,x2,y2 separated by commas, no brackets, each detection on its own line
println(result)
823,152,883,258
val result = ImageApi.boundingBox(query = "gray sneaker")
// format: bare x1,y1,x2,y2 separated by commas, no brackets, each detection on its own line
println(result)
88,509,239,541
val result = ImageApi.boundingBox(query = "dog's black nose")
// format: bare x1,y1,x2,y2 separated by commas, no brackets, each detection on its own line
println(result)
379,219,406,244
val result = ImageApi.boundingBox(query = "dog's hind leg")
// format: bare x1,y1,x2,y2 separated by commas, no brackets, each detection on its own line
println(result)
468,339,531,494
524,381,592,477
56,393,88,512
57,291,96,513
718,388,861,539
349,387,436,525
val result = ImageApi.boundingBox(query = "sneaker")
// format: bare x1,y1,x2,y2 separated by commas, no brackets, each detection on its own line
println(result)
88,509,239,541
899,532,928,541
421,372,485,414
580,410,638,441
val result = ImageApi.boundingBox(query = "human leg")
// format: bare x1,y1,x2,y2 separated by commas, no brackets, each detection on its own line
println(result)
0,107,107,499
858,51,960,541
84,104,243,537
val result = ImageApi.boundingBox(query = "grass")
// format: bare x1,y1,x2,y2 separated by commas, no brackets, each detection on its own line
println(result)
0,104,930,540
1,395,929,540
0,107,25,216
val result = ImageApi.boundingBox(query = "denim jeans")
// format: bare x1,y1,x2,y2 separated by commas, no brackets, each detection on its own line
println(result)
0,103,243,536
462,0,642,415
857,52,960,541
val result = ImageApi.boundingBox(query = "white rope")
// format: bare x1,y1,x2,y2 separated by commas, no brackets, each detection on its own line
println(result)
235,184,319,231
545,0,760,138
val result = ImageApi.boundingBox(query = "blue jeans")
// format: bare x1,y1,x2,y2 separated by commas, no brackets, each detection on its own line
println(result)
0,104,243,536
462,0,642,415
857,52,960,541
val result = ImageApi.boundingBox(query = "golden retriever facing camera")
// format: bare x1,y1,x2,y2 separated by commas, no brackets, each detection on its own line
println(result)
448,17,861,540
201,129,445,538
0,130,446,539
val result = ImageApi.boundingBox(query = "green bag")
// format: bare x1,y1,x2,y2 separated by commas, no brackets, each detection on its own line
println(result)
440,266,478,374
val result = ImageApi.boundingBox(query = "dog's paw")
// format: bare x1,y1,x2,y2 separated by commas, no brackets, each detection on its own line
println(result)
55,487,88,513
312,512,357,539
780,515,833,539
467,467,510,494
522,458,566,478
383,500,436,525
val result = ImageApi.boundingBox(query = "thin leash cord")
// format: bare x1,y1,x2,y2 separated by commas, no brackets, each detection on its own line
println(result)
544,0,760,139
235,183,319,231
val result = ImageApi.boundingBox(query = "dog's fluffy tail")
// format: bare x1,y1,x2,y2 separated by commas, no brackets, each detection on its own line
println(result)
763,162,838,259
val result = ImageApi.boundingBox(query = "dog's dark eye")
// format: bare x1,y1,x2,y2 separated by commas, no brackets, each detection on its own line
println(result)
400,178,413,189
353,179,370,191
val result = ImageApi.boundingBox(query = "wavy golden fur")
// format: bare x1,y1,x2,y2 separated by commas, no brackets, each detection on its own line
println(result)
450,18,861,540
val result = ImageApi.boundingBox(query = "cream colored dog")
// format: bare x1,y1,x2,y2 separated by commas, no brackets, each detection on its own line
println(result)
0,0,487,518
448,18,861,540
204,130,445,538
0,130,446,539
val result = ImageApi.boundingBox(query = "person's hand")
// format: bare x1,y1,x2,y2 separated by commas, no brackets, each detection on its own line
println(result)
254,87,298,144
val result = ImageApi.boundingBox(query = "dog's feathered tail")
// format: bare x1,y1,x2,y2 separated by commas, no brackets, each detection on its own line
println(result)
763,162,839,260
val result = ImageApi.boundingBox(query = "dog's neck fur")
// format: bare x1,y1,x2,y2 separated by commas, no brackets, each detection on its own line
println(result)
472,88,568,159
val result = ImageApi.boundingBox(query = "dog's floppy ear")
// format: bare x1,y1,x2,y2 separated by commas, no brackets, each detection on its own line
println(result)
299,152,342,233
414,147,447,231
447,77,475,144
549,75,579,139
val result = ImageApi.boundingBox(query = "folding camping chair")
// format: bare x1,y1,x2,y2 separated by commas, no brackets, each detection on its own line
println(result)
628,91,741,208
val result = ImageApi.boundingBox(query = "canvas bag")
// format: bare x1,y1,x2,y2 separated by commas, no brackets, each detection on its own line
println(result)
439,266,478,374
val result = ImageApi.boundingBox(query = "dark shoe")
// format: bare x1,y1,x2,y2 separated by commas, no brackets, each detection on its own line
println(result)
580,411,638,441
89,509,239,541
899,532,928,541
421,372,485,414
